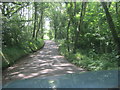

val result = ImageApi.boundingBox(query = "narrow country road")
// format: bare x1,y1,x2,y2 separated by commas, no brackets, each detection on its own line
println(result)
3,40,85,85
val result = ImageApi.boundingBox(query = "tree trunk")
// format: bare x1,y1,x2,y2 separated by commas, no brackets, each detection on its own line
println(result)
40,10,44,39
2,3,6,16
33,2,37,39
53,13,58,40
66,20,71,52
35,18,41,40
72,2,78,53
101,2,120,54
36,10,43,40
73,2,87,53
54,25,57,40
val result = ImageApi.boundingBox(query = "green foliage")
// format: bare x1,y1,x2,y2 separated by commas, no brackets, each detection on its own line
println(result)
2,39,44,68
2,2,119,71
58,40,118,71
2,47,26,68
2,2,45,69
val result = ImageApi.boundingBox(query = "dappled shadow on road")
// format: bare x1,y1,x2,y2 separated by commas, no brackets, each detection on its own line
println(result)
3,40,85,85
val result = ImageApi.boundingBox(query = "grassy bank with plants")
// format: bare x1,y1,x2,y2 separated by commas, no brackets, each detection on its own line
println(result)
2,39,44,69
57,40,118,71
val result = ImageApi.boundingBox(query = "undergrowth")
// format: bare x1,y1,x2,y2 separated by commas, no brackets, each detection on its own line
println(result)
2,39,44,69
57,40,118,71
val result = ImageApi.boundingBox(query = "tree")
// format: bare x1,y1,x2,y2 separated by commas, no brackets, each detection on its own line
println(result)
101,2,120,54
66,20,71,52
33,2,38,38
73,2,87,53
2,2,29,18
35,3,44,40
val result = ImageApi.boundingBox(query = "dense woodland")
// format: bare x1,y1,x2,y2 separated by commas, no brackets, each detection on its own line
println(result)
1,2,120,70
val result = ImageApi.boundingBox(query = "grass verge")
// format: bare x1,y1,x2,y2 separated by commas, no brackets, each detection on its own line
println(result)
2,39,44,69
